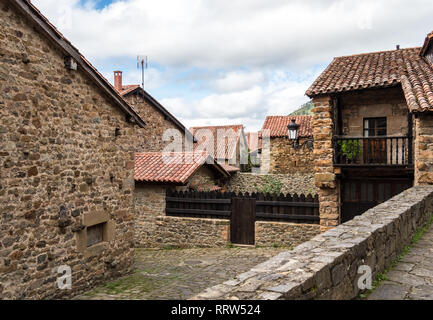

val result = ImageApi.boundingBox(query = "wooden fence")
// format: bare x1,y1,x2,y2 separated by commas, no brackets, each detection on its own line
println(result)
165,190,319,224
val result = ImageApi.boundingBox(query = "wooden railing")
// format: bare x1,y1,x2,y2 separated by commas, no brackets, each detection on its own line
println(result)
166,190,320,224
333,136,413,166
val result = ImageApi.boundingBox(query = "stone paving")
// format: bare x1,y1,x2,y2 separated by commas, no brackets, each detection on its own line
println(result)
75,246,287,300
368,223,433,300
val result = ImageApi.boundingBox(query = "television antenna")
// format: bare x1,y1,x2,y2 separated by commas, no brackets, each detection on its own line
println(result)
137,55,148,90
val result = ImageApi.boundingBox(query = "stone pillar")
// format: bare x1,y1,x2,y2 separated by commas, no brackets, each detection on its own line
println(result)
414,114,433,185
311,96,340,231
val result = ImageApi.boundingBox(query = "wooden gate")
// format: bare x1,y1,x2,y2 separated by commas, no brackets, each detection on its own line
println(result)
341,177,412,223
230,198,256,245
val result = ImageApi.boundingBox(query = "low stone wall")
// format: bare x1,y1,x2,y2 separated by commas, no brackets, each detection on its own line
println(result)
194,186,433,300
151,216,230,248
255,222,320,248
138,214,319,249
135,184,319,248
225,173,317,195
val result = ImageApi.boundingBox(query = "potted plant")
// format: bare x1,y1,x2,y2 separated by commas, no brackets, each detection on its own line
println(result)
337,139,361,163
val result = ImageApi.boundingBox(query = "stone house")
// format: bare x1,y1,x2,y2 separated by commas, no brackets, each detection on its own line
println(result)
306,31,433,231
0,0,147,299
112,71,194,151
261,115,314,174
134,152,230,247
190,125,248,172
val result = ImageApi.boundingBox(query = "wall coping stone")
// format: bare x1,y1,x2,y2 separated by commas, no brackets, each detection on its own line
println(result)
192,185,433,300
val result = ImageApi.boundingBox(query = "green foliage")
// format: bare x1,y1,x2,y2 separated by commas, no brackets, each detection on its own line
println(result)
290,101,314,115
226,242,234,249
256,176,283,195
337,140,361,160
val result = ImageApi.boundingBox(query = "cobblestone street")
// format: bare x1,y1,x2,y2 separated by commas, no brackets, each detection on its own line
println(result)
368,224,433,300
76,246,287,300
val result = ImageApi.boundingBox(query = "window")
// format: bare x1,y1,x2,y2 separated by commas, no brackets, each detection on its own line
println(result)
363,117,386,137
86,223,104,247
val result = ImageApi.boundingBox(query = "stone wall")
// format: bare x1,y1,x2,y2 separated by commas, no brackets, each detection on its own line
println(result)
311,96,339,231
135,184,319,248
134,183,229,248
225,173,317,195
339,87,409,136
0,2,137,299
415,113,433,185
152,216,230,248
194,185,433,300
255,222,320,247
134,184,166,247
123,93,188,152
268,137,314,174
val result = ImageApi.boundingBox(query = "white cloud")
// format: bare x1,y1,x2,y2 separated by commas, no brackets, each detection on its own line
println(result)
212,71,265,93
160,70,315,131
33,0,433,69
31,0,433,132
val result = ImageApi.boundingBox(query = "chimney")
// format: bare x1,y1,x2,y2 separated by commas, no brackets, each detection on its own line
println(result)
113,71,122,91
396,45,400,50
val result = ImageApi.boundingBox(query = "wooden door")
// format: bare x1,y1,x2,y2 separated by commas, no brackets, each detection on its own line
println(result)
231,198,255,245
363,117,387,164
341,178,412,223
363,138,387,164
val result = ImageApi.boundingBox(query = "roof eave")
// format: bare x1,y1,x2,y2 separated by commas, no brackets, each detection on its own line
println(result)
12,0,146,128
123,86,195,141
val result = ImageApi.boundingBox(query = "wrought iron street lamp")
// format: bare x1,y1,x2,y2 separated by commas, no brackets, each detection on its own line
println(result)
287,119,300,146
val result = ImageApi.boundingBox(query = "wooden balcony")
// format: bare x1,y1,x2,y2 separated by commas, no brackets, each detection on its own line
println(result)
333,136,413,167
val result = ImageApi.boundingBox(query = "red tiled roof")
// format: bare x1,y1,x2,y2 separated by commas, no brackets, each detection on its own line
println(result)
262,115,313,138
220,164,241,173
134,152,229,184
190,125,245,160
119,85,140,96
245,132,262,152
400,48,433,112
306,38,433,113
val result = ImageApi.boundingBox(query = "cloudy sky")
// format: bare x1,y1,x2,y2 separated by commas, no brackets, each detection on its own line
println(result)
33,0,433,132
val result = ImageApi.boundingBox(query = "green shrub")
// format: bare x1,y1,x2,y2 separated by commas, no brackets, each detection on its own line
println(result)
257,176,283,195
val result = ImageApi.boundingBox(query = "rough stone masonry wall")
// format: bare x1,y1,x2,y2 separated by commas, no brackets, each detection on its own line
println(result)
415,113,433,185
339,87,409,136
268,137,314,174
123,93,187,152
0,2,140,299
134,184,229,248
135,184,319,248
311,96,339,231
225,172,317,195
194,185,433,300
255,222,320,247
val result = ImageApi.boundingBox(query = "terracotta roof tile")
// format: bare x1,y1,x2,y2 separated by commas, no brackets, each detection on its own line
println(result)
118,85,140,96
306,38,433,113
135,152,229,183
220,164,241,173
190,125,244,160
245,131,262,152
262,115,313,138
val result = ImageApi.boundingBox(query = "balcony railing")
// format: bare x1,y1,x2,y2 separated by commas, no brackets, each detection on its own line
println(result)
333,136,413,167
